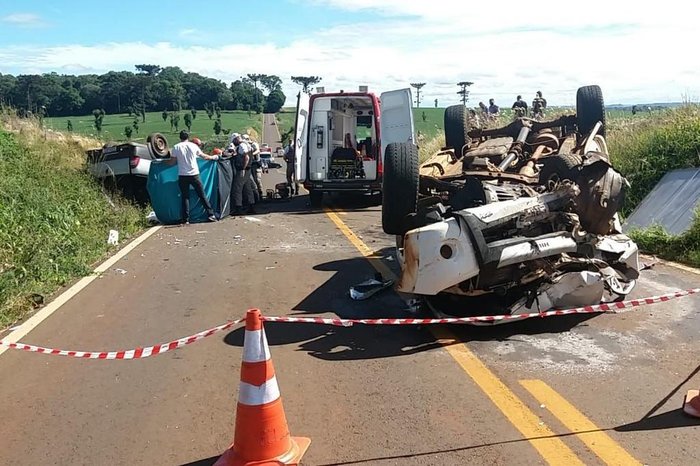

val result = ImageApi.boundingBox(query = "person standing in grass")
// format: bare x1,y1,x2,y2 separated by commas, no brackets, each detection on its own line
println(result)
167,130,219,224
512,95,528,118
488,98,500,120
532,91,547,119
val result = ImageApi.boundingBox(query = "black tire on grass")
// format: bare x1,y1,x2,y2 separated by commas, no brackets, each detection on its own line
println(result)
382,142,419,235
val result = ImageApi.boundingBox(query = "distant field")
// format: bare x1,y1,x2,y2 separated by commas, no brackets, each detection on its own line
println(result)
44,110,263,146
275,105,650,153
275,106,447,142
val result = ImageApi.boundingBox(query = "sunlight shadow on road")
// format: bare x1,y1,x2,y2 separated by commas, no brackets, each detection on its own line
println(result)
223,251,600,361
179,456,217,466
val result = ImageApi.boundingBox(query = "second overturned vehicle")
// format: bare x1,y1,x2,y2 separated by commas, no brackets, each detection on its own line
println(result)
382,85,639,321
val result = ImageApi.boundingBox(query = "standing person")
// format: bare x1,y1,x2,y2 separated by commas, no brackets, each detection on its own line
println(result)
231,134,256,215
244,134,264,200
167,130,219,224
511,95,528,117
532,91,547,119
284,142,299,196
478,101,488,118
488,98,500,118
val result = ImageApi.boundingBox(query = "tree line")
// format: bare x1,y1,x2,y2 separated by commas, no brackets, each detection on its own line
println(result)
0,64,292,117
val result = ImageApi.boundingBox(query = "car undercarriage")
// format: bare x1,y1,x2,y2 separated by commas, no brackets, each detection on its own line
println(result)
381,85,640,322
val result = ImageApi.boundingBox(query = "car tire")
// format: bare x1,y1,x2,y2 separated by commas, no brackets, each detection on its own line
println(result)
444,105,470,155
539,153,583,189
147,132,169,158
576,85,606,138
382,141,419,235
309,190,323,207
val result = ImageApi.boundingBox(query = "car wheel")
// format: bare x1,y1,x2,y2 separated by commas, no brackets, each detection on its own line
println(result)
539,153,583,190
147,132,170,158
576,85,606,138
444,105,470,155
382,141,419,235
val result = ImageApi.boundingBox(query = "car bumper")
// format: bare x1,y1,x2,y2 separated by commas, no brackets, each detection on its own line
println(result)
304,180,382,192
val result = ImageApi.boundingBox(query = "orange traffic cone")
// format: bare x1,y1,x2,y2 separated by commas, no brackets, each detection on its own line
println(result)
683,389,700,418
215,309,310,466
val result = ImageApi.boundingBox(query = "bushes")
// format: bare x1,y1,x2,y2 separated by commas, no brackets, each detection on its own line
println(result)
608,106,700,214
0,126,144,326
606,105,700,266
628,213,700,267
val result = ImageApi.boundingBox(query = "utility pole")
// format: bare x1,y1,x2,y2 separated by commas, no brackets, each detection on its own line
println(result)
410,82,426,108
457,81,474,106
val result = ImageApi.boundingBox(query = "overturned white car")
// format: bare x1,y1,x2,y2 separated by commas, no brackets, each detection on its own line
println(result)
381,85,639,320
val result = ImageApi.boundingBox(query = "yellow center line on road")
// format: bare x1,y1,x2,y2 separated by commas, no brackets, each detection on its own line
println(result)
521,380,641,466
324,208,395,280
324,206,585,465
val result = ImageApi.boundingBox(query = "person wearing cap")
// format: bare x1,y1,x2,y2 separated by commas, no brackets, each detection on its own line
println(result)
230,134,257,215
166,130,219,224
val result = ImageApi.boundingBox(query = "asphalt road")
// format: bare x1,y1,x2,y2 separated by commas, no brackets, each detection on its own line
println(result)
0,115,699,465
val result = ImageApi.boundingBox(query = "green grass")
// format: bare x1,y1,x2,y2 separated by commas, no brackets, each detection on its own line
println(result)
0,117,145,327
607,105,700,213
44,110,263,145
606,105,700,266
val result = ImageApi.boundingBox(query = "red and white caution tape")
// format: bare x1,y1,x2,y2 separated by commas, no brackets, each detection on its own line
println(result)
262,288,700,326
1,288,698,358
0,318,243,360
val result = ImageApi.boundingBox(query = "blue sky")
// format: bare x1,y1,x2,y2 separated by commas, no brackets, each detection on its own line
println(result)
0,0,697,106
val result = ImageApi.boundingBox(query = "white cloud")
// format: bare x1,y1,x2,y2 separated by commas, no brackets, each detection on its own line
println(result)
0,1,696,106
2,13,46,28
179,28,197,37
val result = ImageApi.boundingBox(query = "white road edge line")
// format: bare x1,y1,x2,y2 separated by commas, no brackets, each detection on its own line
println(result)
0,225,163,357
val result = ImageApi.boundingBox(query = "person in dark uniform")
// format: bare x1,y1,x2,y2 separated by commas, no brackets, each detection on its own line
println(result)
230,134,257,215
532,91,547,119
511,95,528,117
284,142,299,196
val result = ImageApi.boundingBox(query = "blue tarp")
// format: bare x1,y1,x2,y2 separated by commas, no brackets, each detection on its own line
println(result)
147,159,221,224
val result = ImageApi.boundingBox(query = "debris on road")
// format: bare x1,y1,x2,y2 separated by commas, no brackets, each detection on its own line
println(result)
350,274,395,300
244,216,262,223
114,268,127,275
107,230,119,246
146,211,159,224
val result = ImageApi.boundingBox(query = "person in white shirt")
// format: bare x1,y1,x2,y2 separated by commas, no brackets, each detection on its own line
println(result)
167,130,219,224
